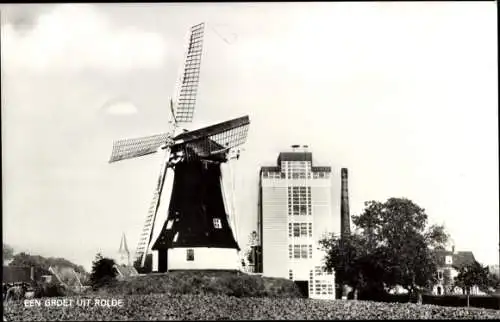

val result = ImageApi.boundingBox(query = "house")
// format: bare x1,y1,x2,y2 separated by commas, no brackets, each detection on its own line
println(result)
432,246,485,295
113,264,139,280
3,266,35,285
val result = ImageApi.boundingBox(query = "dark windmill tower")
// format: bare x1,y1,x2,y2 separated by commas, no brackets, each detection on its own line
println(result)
108,23,250,272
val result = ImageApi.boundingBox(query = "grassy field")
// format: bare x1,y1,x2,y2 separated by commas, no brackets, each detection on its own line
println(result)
4,294,500,320
4,272,500,320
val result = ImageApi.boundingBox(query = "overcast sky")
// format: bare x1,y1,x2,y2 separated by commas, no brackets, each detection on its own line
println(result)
2,2,498,271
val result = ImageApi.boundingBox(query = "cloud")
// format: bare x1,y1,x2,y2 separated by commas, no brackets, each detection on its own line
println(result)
1,4,168,73
102,99,139,115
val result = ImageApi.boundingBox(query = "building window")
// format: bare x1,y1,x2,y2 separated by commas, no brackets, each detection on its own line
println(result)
445,255,452,265
289,244,312,259
213,218,222,229
294,247,301,259
288,186,311,216
289,223,312,238
300,245,308,258
186,249,194,261
438,271,443,280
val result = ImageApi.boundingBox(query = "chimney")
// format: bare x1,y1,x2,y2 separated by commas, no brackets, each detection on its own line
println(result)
341,168,351,238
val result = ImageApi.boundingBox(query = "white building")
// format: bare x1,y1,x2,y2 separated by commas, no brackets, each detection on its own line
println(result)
258,147,336,299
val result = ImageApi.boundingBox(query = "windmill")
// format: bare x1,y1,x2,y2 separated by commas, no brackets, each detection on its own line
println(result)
108,22,250,272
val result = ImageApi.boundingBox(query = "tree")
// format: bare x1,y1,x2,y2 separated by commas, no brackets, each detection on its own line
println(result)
242,230,261,273
9,252,86,274
321,198,448,302
355,199,448,298
320,234,360,293
3,244,14,264
454,260,490,306
89,253,117,289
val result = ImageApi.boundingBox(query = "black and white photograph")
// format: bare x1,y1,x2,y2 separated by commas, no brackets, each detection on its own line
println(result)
2,2,499,320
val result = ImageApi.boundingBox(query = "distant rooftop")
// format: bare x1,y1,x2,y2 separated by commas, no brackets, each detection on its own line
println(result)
260,148,331,172
278,152,313,163
434,249,476,269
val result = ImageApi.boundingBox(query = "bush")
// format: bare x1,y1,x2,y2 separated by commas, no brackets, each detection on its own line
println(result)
33,281,68,298
98,270,303,298
422,294,500,310
89,254,117,290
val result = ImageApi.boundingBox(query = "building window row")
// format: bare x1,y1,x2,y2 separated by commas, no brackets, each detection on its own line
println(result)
288,244,313,259
314,282,334,295
308,271,334,295
288,186,311,216
288,223,313,238
312,172,330,179
262,171,285,179
289,269,293,280
314,266,325,276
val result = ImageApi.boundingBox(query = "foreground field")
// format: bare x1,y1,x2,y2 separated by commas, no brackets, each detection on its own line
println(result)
4,294,500,321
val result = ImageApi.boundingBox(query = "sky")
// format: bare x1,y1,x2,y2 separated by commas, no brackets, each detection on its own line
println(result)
1,2,498,271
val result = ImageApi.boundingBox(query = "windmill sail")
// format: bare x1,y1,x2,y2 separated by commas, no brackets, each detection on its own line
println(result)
172,116,250,159
174,22,205,124
135,150,171,267
109,133,172,163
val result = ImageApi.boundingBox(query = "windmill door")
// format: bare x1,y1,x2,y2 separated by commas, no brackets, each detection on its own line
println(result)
158,251,168,273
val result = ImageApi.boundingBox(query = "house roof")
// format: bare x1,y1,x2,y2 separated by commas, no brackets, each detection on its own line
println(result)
434,249,476,269
3,266,32,283
114,265,138,278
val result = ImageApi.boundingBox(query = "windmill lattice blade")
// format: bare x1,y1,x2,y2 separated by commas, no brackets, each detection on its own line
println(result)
175,22,205,123
134,151,170,267
174,116,250,158
109,133,171,163
134,191,161,263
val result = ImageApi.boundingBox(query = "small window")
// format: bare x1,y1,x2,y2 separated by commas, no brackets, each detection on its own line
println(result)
438,271,443,280
186,249,194,261
213,218,222,229
166,220,173,230
445,255,452,265
294,247,300,259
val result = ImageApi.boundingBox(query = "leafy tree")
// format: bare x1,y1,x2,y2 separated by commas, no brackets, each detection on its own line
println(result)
3,244,14,264
454,260,490,306
89,253,117,289
486,271,500,293
354,198,447,298
322,198,448,302
320,233,382,298
454,261,489,294
9,252,86,275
